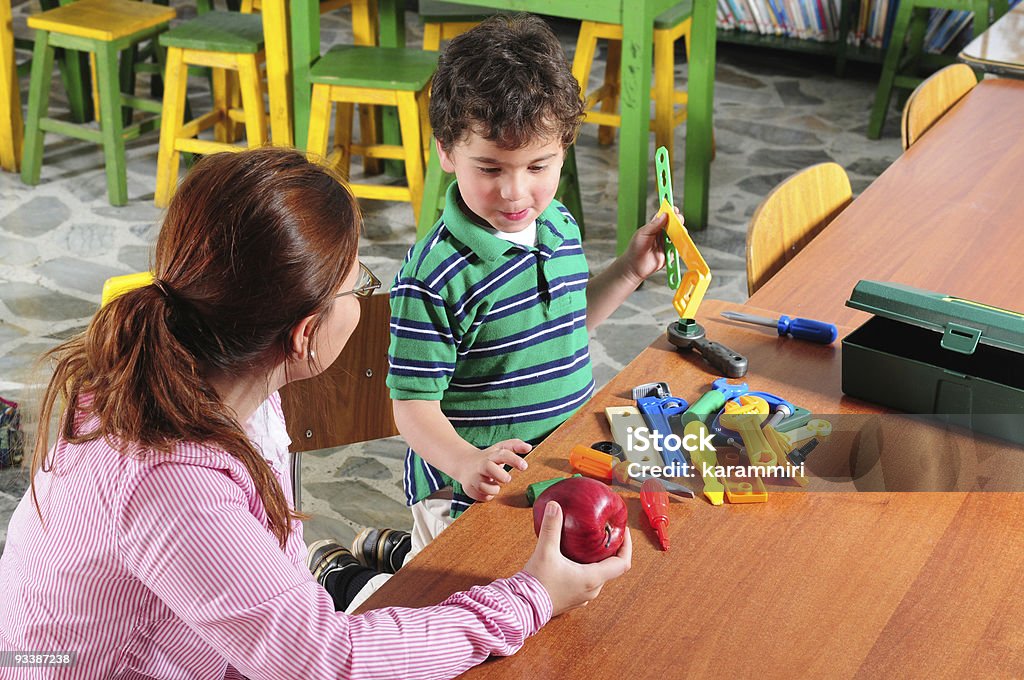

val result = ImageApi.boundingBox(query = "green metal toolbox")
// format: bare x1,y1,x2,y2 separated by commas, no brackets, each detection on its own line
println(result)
842,280,1024,444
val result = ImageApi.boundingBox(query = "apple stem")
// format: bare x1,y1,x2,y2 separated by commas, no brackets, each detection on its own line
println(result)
604,525,612,548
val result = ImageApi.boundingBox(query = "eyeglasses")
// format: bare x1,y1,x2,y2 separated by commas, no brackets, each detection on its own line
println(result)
336,262,381,299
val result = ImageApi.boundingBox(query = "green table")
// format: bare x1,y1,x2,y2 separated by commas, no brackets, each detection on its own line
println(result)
290,0,717,248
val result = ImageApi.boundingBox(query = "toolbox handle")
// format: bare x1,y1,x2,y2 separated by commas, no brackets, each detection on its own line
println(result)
940,322,982,355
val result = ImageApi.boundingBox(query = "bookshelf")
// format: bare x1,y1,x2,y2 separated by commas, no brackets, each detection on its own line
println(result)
714,0,999,75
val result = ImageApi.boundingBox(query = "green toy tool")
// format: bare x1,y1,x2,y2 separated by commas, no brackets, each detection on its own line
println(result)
656,147,681,290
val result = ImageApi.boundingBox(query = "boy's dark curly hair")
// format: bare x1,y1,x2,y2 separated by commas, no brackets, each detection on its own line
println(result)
429,13,585,152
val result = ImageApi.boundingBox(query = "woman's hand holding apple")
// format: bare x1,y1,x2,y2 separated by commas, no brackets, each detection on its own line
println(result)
523,501,633,617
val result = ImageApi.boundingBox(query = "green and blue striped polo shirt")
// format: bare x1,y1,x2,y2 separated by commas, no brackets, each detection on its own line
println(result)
387,182,594,517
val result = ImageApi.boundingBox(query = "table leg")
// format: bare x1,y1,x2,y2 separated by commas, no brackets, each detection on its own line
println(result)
291,0,318,150
683,0,716,230
616,4,656,254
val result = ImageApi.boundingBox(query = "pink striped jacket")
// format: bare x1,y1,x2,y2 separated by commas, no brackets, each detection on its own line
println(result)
0,394,551,678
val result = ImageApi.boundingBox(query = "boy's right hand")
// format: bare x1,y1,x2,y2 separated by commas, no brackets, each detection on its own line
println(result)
524,501,632,616
455,439,532,502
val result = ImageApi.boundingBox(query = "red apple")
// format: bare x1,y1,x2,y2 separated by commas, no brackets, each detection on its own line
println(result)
533,476,627,564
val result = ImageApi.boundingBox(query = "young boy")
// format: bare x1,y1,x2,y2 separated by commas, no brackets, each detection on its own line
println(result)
387,13,671,550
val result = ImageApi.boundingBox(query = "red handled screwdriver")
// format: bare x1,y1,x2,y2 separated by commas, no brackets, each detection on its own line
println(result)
640,478,671,551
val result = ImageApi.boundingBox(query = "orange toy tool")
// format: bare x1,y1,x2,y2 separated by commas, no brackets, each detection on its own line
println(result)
569,445,618,481
640,478,671,551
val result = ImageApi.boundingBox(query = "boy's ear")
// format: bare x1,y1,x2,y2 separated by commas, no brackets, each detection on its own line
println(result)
437,138,456,174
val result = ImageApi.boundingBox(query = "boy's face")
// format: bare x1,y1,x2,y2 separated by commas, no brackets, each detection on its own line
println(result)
437,130,564,233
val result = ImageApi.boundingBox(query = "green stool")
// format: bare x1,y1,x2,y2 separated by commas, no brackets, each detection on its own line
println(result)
417,144,586,240
21,0,174,205
867,0,1007,139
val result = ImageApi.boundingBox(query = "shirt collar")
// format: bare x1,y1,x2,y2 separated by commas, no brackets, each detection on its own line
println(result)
440,181,568,261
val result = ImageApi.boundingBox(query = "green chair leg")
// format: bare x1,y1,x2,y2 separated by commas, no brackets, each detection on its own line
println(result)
418,141,451,238
867,0,914,139
558,144,585,239
96,42,128,205
21,31,56,187
869,0,1006,140
119,43,140,126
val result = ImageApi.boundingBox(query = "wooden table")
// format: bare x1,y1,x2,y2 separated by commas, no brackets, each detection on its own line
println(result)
289,0,718,247
353,78,1024,677
752,78,1024,325
960,4,1024,78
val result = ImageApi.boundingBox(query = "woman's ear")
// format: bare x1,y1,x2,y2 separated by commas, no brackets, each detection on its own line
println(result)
288,314,317,360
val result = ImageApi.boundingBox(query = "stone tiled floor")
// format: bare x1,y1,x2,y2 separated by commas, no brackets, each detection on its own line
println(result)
0,3,903,549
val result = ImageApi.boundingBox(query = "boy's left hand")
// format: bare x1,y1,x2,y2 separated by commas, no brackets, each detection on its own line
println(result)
622,207,682,285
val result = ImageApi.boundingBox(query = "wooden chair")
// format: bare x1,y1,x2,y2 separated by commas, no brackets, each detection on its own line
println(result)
102,274,397,510
1,0,23,171
20,0,175,205
901,63,978,150
746,162,852,296
867,0,1005,140
280,293,397,509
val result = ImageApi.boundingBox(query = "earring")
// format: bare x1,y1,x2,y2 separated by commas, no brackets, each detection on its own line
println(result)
308,349,316,360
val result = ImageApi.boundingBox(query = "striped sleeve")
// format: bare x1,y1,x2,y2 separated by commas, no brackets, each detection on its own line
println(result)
388,276,460,401
116,460,551,680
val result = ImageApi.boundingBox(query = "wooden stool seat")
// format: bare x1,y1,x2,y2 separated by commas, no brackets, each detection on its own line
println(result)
158,12,264,53
307,45,438,224
26,0,174,42
572,0,694,163
21,0,174,205
308,45,437,91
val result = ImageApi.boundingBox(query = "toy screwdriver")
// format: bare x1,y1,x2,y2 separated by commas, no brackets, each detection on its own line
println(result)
640,478,670,551
720,311,838,344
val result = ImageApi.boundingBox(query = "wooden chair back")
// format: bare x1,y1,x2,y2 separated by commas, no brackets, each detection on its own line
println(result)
901,63,978,150
746,162,852,296
280,292,397,453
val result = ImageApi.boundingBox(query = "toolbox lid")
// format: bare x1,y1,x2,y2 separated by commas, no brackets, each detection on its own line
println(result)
846,280,1024,355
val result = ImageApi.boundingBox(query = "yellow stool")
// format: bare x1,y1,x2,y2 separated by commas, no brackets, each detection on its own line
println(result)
572,1,692,162
1,0,24,172
21,0,175,205
154,11,268,207
249,0,378,148
306,46,437,224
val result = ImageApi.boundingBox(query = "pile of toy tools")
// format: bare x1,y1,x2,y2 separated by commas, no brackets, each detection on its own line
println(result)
655,146,747,379
594,379,833,506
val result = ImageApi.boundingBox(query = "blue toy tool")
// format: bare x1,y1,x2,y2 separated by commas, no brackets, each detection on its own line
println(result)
636,395,689,468
720,311,838,345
